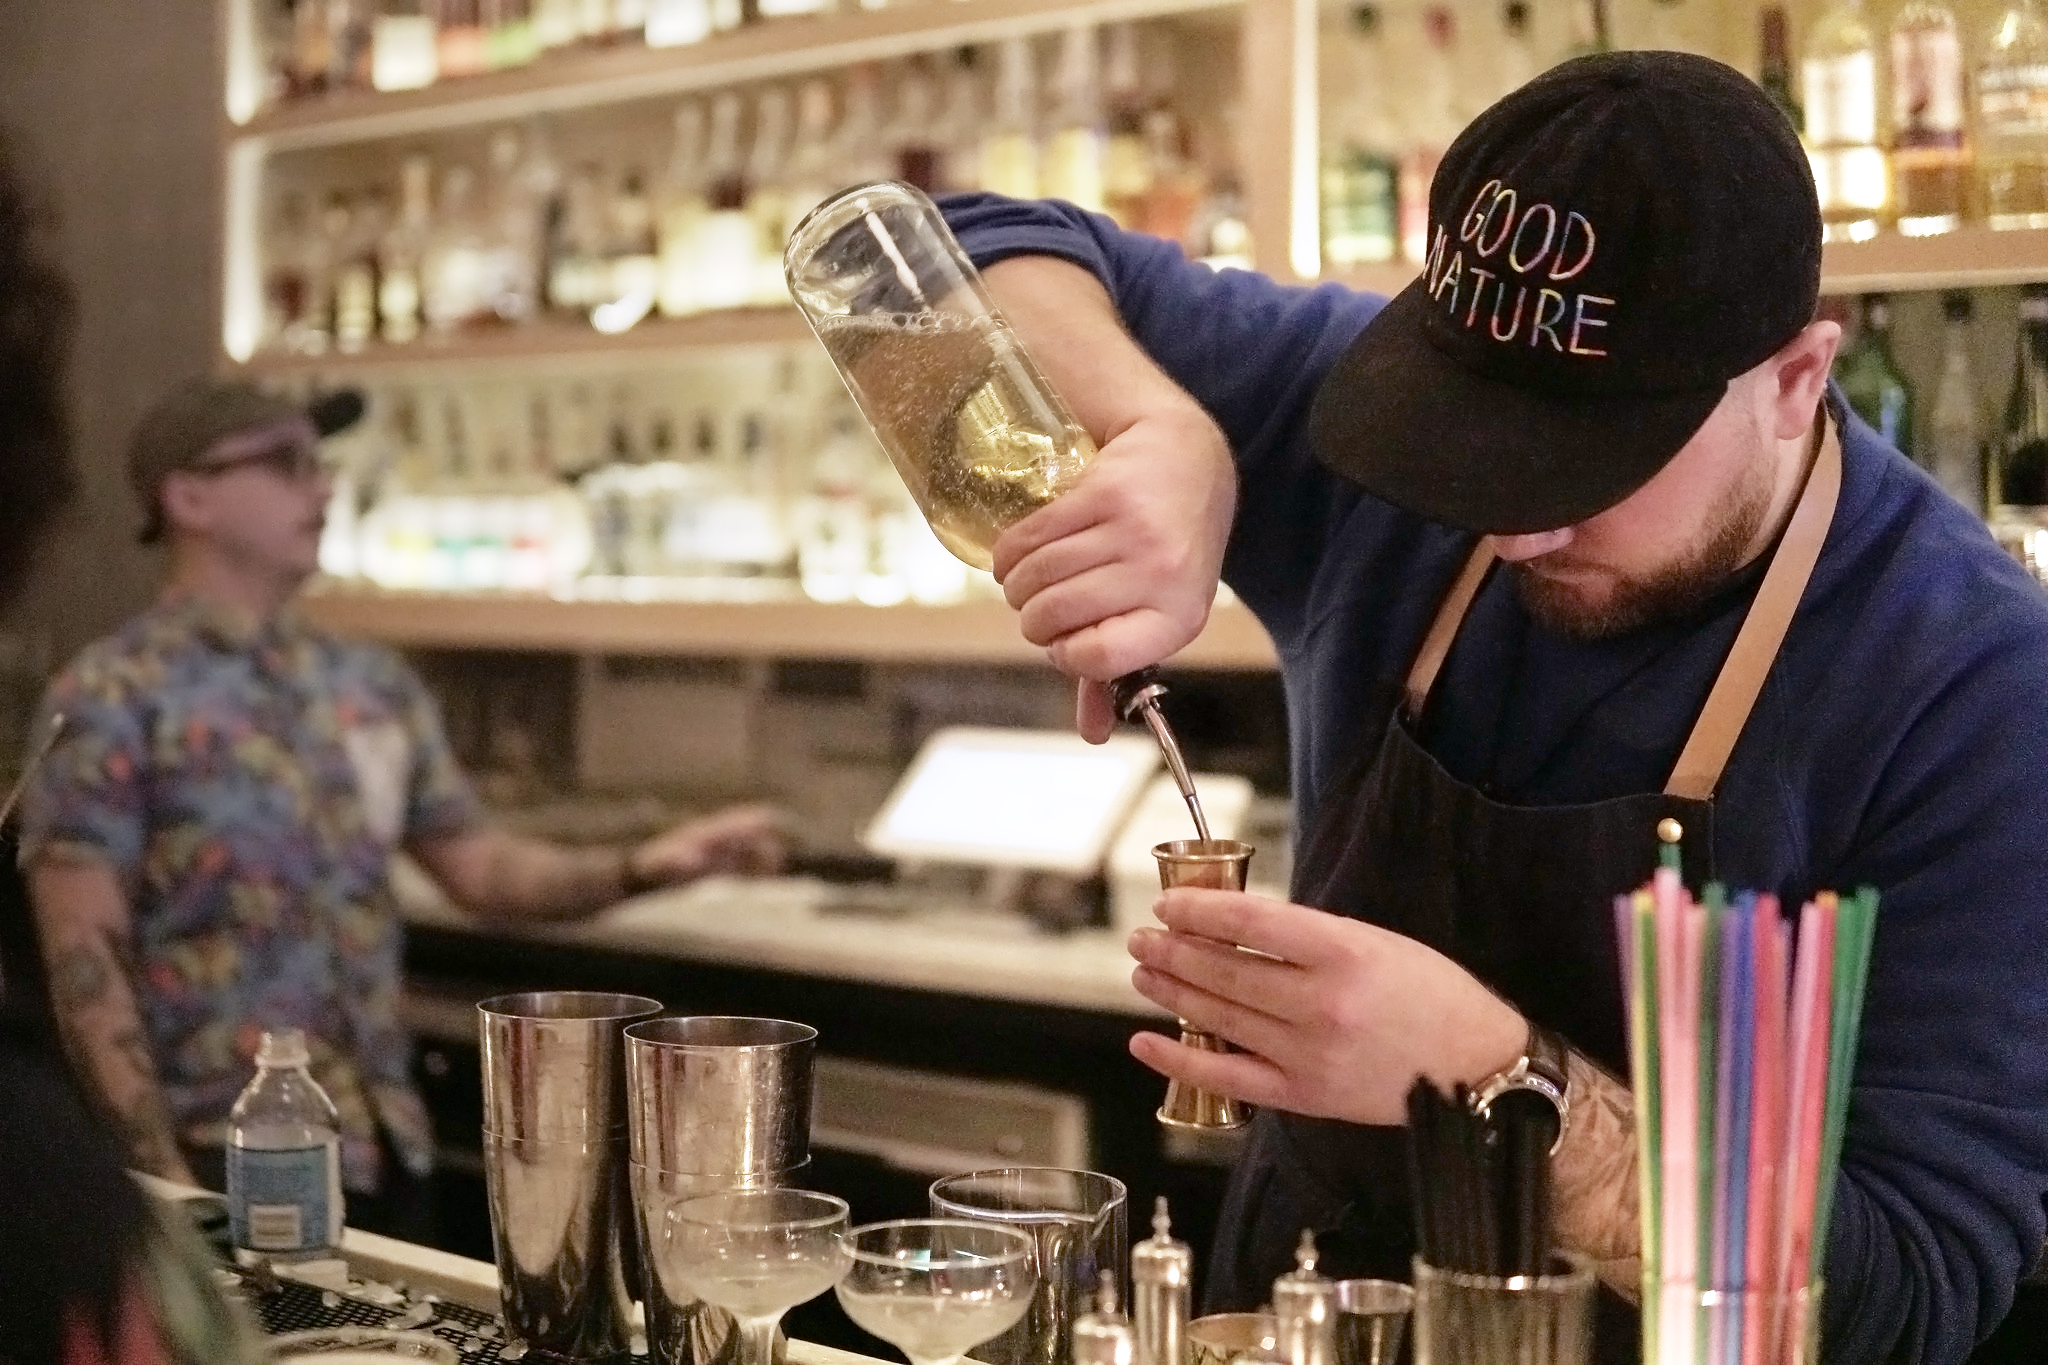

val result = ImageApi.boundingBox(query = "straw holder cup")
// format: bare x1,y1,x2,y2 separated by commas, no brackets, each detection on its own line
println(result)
478,991,663,1364
625,1017,819,1365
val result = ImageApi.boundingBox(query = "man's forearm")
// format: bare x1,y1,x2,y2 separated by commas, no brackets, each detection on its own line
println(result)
1551,1047,1643,1299
44,930,191,1181
437,830,627,922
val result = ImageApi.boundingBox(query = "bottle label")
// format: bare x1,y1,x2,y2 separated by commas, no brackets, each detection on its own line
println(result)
1893,27,1967,144
1803,51,1878,146
228,1143,338,1254
1980,63,2048,134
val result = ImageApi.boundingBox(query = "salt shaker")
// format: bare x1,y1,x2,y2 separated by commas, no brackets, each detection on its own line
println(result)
1271,1230,1337,1365
1074,1271,1137,1365
1132,1197,1192,1365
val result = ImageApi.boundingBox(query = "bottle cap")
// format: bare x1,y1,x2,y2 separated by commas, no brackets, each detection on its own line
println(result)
256,1028,310,1069
1271,1231,1337,1365
1073,1271,1136,1365
1133,1196,1192,1288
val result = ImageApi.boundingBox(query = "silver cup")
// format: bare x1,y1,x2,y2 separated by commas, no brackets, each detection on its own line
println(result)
479,991,662,1363
625,1017,819,1365
625,1017,817,1176
929,1168,1130,1365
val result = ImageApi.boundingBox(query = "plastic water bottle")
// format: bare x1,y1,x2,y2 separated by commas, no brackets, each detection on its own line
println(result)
227,1028,344,1262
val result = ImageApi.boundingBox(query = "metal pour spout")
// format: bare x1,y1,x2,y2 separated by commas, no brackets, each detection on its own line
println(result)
1110,669,1209,842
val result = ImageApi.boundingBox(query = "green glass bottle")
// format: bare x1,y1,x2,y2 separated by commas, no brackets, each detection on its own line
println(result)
1835,293,1917,458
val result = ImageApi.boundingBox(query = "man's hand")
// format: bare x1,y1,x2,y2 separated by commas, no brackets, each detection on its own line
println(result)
629,804,786,887
1125,889,1527,1125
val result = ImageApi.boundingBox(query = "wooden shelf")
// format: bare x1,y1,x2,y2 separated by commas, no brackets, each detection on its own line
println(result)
1819,226,2048,295
232,308,813,376
298,588,1280,669
234,0,1244,153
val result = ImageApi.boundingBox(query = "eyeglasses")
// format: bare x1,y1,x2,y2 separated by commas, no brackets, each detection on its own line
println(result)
187,442,328,483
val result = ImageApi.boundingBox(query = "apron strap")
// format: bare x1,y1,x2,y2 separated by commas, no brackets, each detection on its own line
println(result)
1665,411,1841,799
1400,411,1844,802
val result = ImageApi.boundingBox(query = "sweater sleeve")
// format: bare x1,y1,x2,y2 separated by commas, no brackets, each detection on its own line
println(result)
938,192,1393,657
1812,562,2048,1363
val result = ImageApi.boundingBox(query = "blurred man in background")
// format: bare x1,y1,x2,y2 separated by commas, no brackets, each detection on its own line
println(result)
20,377,785,1240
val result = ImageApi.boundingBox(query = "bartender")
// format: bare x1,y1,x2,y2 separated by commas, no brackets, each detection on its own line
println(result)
944,51,2048,1364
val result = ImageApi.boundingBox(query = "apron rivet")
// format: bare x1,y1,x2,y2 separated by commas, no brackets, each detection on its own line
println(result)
1657,817,1684,845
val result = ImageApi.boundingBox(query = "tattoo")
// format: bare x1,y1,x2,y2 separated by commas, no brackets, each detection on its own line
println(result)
45,932,188,1179
49,941,113,1012
1550,1048,1643,1300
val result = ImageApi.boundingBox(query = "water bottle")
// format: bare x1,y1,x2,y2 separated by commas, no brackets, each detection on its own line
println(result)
227,1028,345,1262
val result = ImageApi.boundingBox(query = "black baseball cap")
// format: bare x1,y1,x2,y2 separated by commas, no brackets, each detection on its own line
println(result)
1308,51,1822,535
127,378,364,543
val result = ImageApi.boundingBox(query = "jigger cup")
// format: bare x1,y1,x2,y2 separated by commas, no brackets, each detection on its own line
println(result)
1151,840,1256,1131
625,1017,820,1365
478,991,663,1363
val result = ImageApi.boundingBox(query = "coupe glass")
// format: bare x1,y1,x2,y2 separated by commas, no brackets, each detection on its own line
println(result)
837,1218,1040,1365
667,1189,853,1365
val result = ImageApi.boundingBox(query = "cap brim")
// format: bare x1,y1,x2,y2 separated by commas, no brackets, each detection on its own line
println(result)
308,388,366,437
1308,281,1727,534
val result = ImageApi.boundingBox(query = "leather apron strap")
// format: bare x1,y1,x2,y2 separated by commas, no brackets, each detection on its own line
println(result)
1400,412,1843,801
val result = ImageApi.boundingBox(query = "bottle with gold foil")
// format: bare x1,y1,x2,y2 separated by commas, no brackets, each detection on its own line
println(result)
1892,0,1972,234
1803,0,1889,241
1978,0,2048,228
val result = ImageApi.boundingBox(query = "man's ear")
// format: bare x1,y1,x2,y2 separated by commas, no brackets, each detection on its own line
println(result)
157,473,210,539
1770,320,1842,442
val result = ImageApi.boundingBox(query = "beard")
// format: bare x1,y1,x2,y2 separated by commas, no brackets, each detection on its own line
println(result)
1509,442,1777,641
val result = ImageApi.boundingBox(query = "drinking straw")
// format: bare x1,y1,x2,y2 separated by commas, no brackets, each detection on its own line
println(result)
1715,897,1757,1365
1809,888,1880,1286
1406,1080,1436,1267
1627,890,1662,1361
1742,904,1789,1365
1774,899,1835,1318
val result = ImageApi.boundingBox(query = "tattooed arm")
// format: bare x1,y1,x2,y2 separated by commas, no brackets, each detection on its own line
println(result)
1551,1047,1642,1299
26,856,195,1185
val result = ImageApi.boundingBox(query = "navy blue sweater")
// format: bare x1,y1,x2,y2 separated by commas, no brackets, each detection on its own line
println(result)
944,193,2048,1363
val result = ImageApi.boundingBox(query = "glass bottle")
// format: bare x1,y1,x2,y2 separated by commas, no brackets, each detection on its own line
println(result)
614,0,652,36
482,129,546,326
1042,26,1107,212
1102,24,1151,229
1804,0,1889,241
1929,290,1984,512
533,0,583,49
379,155,434,345
1570,0,1612,55
746,86,798,306
695,91,760,313
484,0,540,68
596,170,660,330
291,0,337,97
888,60,949,194
331,192,386,355
434,0,488,78
1493,0,1539,103
1399,6,1458,265
1991,285,2048,578
425,165,492,334
1892,0,1971,234
794,403,879,603
1322,2,1400,268
1759,6,1804,132
1139,110,1207,247
1978,0,2048,229
1835,294,1917,456
330,0,376,89
372,0,440,91
657,101,710,318
781,79,840,233
547,162,609,316
227,1029,344,1265
646,0,710,46
938,49,984,194
982,37,1042,199
831,64,896,187
264,191,319,354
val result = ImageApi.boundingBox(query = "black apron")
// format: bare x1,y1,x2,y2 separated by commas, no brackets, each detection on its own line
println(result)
1205,416,1844,1365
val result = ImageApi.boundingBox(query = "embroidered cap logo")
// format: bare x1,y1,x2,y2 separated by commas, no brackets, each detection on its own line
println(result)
1425,179,1614,357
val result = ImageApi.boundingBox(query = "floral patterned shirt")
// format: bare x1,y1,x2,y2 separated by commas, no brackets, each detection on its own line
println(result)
21,595,481,1189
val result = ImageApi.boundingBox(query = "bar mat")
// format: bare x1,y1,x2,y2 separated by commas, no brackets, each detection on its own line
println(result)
251,1277,540,1362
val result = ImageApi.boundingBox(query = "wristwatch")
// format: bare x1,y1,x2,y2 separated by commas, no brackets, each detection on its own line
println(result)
1470,1023,1572,1154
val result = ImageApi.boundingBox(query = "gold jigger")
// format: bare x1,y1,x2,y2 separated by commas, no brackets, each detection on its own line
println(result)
1151,839,1256,1131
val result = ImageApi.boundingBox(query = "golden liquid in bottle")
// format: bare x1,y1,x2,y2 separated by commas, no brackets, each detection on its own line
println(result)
816,311,1097,570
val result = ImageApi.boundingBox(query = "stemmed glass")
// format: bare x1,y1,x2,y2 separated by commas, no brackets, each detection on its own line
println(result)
667,1189,854,1365
837,1219,1040,1365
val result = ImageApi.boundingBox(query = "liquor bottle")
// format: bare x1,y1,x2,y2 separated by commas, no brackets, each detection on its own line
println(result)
794,403,878,603
434,0,488,78
1188,172,1253,270
1570,0,1612,55
1138,112,1206,246
424,165,492,333
1804,0,1889,241
483,0,540,68
1929,290,1984,512
547,163,609,316
378,156,434,345
330,0,376,89
888,61,948,194
1399,6,1458,265
371,0,440,91
614,0,652,35
290,0,337,98
982,37,1042,199
1891,0,1971,234
264,191,319,354
780,79,839,235
937,49,984,194
1978,0,2048,229
1759,6,1805,132
330,192,386,355
578,0,618,42
1835,294,1917,456
657,101,710,318
1493,0,1539,103
1102,24,1150,229
830,64,896,188
227,1029,344,1264
482,130,546,325
1322,3,1400,268
1994,285,2048,508
746,87,798,306
533,0,582,49
597,171,660,329
695,91,760,313
1042,26,1107,211
645,0,710,46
